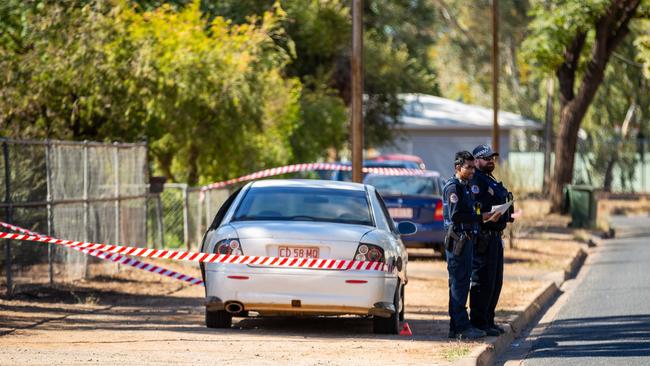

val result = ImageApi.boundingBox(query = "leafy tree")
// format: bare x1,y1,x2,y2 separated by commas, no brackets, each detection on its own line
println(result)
428,0,542,119
200,0,439,149
523,0,646,211
0,1,302,185
636,18,650,75
584,33,650,192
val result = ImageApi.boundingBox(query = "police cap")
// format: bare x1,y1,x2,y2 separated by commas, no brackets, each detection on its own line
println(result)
472,144,499,159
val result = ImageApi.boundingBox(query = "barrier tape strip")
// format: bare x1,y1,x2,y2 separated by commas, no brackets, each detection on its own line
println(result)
0,227,388,272
0,222,204,286
200,163,425,192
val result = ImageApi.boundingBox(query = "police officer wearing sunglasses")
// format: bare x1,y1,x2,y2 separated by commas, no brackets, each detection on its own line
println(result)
442,151,502,340
469,144,515,336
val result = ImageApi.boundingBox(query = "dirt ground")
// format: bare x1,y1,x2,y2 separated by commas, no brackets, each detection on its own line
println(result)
0,211,586,366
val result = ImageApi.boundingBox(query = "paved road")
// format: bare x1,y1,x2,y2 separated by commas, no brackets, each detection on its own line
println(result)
521,220,650,366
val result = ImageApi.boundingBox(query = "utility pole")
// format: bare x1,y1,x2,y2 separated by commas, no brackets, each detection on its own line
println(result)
491,0,500,155
351,0,364,183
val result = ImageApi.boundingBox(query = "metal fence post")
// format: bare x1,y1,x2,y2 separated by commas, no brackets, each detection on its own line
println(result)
113,144,120,271
144,195,150,248
83,142,89,241
45,140,54,286
205,189,211,230
182,185,190,250
3,141,13,298
196,190,203,246
83,141,90,277
155,194,164,248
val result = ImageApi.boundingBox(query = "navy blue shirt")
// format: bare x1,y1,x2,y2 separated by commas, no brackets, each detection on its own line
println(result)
470,169,514,231
442,176,481,233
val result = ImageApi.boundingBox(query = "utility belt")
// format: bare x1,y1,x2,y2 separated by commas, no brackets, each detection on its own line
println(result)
444,226,476,256
475,229,503,254
480,229,503,238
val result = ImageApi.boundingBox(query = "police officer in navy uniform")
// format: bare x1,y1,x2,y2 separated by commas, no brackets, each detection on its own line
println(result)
469,144,514,336
443,151,502,340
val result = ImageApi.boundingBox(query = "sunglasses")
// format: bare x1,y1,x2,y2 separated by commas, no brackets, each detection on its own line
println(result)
461,165,475,170
480,156,495,162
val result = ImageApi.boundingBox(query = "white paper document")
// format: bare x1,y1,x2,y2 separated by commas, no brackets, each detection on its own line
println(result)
487,201,513,220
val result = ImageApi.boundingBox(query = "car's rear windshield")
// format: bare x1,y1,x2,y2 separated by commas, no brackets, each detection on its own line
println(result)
232,186,373,226
365,175,439,197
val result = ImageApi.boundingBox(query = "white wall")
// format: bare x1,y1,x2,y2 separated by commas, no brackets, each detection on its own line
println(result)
382,129,511,178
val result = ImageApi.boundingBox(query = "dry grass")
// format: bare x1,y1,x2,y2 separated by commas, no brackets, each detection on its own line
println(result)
596,197,650,231
441,341,474,362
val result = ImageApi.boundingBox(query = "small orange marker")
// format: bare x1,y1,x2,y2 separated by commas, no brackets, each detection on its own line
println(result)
399,322,412,336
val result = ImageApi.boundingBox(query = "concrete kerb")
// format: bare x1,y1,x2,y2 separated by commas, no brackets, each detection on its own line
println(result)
608,215,650,239
610,226,650,239
452,247,588,366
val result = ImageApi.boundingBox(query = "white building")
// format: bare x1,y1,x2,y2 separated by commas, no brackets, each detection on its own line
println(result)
381,94,542,177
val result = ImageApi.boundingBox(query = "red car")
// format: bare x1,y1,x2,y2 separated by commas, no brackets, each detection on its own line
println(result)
369,154,426,170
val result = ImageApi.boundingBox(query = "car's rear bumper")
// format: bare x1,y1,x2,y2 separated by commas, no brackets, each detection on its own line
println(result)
205,264,398,316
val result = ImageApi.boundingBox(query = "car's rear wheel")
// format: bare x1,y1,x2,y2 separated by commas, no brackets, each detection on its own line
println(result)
205,308,232,328
373,283,401,334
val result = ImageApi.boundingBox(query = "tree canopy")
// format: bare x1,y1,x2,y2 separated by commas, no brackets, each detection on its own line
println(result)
2,0,650,195
0,0,440,184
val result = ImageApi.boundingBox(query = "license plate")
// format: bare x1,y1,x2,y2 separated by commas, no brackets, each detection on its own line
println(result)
388,207,413,219
278,246,320,259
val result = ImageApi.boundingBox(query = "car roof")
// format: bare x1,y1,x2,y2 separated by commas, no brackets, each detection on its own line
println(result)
371,153,424,163
317,160,418,167
249,179,368,191
363,160,419,168
364,170,441,178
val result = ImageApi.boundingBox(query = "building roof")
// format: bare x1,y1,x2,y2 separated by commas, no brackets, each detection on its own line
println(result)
398,94,542,131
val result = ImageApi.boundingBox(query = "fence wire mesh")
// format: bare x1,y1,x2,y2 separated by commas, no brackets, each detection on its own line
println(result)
1,140,149,296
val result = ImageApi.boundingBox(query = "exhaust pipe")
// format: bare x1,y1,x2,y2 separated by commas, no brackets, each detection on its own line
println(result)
224,301,244,314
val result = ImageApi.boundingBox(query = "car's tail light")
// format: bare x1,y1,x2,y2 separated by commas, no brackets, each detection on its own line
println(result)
434,200,444,221
214,239,243,255
354,243,384,263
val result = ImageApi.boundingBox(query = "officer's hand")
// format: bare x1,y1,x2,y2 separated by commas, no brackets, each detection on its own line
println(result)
492,211,503,221
482,211,502,222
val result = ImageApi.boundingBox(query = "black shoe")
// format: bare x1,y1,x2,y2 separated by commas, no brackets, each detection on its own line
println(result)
483,327,500,337
448,329,456,339
456,327,486,340
489,324,506,334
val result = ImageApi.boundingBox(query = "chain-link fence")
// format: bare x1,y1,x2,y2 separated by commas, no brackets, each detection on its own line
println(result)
0,139,149,297
158,184,231,251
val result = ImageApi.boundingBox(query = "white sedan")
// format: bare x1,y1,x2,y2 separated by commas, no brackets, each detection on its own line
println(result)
200,179,416,334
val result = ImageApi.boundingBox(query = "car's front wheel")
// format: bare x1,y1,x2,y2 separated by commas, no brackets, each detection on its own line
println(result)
373,283,402,334
205,308,232,328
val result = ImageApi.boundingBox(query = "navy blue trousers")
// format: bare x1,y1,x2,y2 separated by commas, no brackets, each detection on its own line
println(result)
470,234,504,330
446,237,474,332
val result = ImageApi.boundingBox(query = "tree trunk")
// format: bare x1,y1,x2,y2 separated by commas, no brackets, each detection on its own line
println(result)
542,78,554,195
603,155,617,192
155,152,176,183
548,0,641,212
186,143,200,186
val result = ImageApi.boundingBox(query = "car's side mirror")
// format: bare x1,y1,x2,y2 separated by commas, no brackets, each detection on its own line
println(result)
397,221,417,236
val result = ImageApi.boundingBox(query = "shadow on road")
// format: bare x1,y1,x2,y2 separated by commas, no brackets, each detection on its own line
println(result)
528,314,650,358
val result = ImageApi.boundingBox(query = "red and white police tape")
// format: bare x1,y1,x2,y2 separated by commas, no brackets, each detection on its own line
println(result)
1,163,400,282
0,221,204,286
200,162,424,193
0,223,388,272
